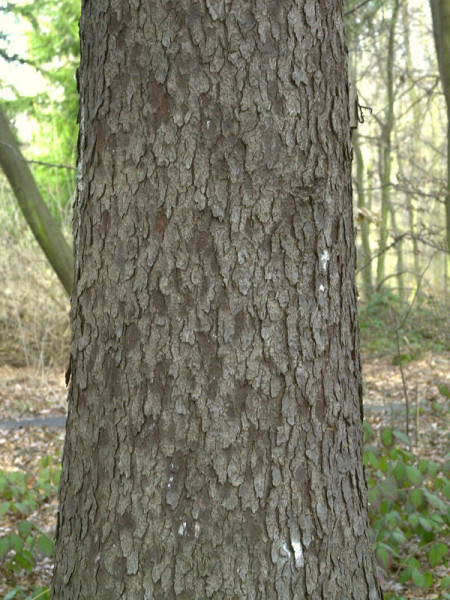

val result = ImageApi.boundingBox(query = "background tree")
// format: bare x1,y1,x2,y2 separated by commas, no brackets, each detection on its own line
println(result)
346,0,448,310
0,104,73,293
52,1,382,599
429,0,450,253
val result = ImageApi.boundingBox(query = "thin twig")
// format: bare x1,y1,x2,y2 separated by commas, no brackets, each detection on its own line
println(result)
345,0,373,17
0,140,76,170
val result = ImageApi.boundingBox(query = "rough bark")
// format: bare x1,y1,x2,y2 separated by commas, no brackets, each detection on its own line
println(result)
52,1,382,599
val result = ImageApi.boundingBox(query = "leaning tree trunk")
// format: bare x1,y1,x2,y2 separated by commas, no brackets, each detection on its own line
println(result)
52,2,382,599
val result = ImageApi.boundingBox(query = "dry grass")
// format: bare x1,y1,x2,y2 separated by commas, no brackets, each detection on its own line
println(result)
0,184,70,370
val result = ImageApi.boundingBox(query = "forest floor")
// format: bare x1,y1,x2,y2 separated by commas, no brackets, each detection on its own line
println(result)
0,352,449,599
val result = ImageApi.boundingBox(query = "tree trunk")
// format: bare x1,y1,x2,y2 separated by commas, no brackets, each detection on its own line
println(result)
0,105,74,294
52,2,382,599
376,0,400,292
430,0,450,253
353,130,373,299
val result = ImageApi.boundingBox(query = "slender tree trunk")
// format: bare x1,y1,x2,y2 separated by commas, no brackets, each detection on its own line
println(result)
0,105,73,294
353,131,373,298
376,0,400,290
52,2,382,599
387,197,404,299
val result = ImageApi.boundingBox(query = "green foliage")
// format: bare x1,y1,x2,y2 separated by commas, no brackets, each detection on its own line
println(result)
364,422,450,595
3,586,50,600
359,291,450,357
1,0,80,219
0,456,60,585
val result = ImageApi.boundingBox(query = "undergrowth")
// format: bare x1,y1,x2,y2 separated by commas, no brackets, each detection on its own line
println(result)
0,185,70,369
1,425,449,599
364,422,450,599
0,456,59,600
359,290,450,360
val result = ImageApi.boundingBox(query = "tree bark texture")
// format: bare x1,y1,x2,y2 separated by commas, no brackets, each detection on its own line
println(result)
52,1,382,599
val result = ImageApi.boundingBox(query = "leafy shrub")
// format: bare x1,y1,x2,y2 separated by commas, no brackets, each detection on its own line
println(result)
364,422,450,597
0,456,60,596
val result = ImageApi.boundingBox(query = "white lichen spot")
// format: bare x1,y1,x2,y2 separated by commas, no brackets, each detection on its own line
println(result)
319,250,330,271
319,284,325,292
206,120,211,130
291,540,304,567
281,543,291,557
194,522,200,538
178,521,187,536
167,476,174,489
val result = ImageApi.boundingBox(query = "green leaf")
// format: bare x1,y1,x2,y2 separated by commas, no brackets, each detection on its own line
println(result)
4,588,21,600
412,569,426,588
378,455,388,472
407,514,419,529
381,428,394,447
18,520,33,536
385,510,400,530
0,536,10,558
427,461,440,478
442,576,450,589
404,556,421,569
9,533,24,552
423,572,433,587
428,542,448,567
392,530,407,544
418,517,434,532
399,568,411,583
0,501,11,516
409,488,423,508
363,421,375,442
418,459,428,474
52,468,61,486
13,549,34,571
36,533,54,558
376,545,392,569
438,383,450,398
393,461,406,483
443,481,450,499
405,465,422,485
368,486,381,505
393,430,410,446
423,489,447,511
366,452,379,469
14,501,33,514
379,479,398,501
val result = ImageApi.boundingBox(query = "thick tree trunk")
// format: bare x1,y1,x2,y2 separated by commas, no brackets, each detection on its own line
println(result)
52,2,382,599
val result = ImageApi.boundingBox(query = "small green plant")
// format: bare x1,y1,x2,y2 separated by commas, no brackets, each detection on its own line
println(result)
364,422,450,596
0,456,60,593
3,586,50,600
